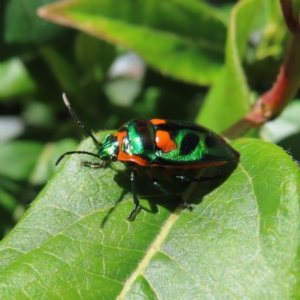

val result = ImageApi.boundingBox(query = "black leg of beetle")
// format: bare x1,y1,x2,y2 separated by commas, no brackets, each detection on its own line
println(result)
127,170,140,220
81,161,105,168
149,170,193,211
55,151,101,165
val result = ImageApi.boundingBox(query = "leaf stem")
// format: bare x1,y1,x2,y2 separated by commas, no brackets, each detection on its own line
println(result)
223,2,300,139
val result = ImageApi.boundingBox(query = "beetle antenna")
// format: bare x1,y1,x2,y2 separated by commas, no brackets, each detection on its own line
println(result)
55,150,101,166
62,93,100,146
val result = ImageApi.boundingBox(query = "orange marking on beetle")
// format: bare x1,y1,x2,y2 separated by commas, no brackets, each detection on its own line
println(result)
115,131,127,146
155,130,177,153
115,131,150,166
118,151,150,166
150,119,167,125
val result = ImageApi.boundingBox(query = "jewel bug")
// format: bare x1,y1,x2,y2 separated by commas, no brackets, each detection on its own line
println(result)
56,94,239,220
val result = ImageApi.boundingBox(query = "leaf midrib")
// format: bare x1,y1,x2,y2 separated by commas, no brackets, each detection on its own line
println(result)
117,208,181,299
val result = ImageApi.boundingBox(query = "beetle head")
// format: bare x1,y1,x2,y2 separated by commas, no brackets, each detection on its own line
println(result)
98,134,119,161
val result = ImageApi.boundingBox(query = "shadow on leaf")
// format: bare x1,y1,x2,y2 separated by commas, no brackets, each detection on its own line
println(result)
102,158,239,222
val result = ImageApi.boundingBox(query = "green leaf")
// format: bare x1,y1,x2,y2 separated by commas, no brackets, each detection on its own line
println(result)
39,47,80,94
0,132,299,298
262,100,300,142
0,141,44,180
75,32,117,80
30,139,78,185
38,0,227,85
265,100,300,162
197,0,262,132
0,187,18,213
0,58,37,100
4,0,66,43
255,1,287,60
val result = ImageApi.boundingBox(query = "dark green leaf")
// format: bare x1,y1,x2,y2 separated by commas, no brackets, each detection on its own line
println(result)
39,47,79,94
5,0,66,43
0,187,18,213
75,32,116,80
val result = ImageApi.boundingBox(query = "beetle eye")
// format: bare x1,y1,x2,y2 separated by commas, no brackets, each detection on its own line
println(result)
111,154,117,161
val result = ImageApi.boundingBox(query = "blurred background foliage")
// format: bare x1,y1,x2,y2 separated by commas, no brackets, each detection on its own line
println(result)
0,0,299,239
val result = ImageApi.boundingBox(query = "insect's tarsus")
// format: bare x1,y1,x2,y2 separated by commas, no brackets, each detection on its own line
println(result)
55,150,101,166
62,93,99,146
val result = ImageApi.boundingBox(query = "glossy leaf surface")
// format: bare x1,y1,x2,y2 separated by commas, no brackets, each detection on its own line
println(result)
0,133,299,299
38,0,227,85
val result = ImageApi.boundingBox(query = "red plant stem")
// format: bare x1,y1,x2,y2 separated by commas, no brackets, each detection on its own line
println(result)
223,2,300,139
280,0,300,34
245,33,300,123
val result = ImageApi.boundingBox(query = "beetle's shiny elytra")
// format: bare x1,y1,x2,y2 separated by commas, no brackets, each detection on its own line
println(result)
56,94,240,220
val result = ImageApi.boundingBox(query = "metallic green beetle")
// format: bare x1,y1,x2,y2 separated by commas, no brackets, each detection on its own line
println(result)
56,95,239,219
